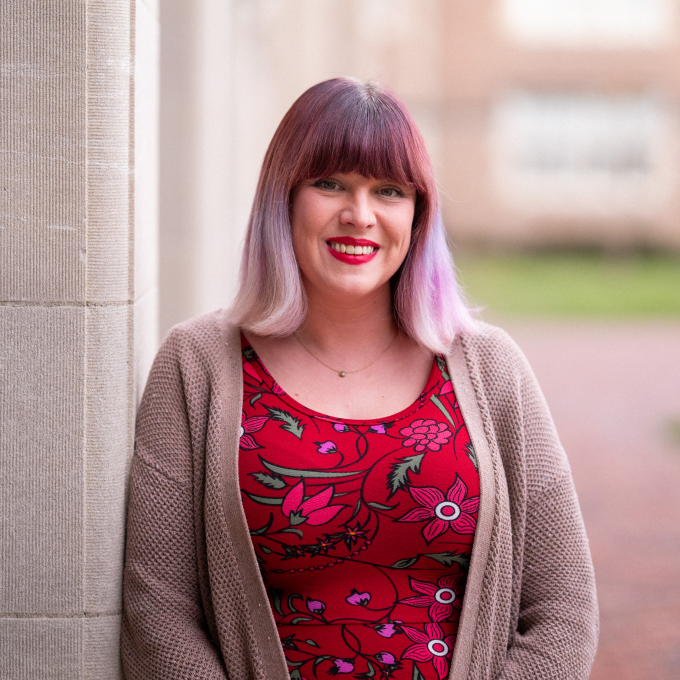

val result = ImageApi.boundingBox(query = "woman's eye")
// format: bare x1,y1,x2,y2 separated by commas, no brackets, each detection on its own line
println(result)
379,186,403,198
316,179,340,191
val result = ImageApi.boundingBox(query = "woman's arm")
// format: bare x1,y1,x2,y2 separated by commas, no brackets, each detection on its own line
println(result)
497,328,599,679
463,323,599,679
121,332,228,679
498,470,598,678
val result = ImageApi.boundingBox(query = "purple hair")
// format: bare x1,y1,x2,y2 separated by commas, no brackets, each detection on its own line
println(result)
230,78,472,354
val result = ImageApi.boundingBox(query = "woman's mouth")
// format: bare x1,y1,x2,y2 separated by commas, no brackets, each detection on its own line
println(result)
328,241,376,255
326,238,379,265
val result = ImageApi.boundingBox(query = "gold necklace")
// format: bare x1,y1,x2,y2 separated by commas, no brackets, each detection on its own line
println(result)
294,330,398,377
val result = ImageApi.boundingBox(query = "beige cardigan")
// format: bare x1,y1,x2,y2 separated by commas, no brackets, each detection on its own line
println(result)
121,310,598,679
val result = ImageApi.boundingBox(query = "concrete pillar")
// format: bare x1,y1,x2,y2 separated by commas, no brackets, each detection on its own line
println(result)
1,0,158,677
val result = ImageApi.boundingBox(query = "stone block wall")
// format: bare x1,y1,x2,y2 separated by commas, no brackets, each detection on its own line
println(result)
1,0,158,677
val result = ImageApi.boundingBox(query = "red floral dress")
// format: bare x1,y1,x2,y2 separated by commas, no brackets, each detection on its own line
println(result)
238,338,479,680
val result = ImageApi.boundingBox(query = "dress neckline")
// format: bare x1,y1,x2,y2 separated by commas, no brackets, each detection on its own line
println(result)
241,334,443,426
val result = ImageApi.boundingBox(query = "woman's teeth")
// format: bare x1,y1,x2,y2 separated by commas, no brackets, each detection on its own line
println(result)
329,242,375,255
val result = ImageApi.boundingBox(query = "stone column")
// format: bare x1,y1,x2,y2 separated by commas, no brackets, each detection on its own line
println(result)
0,0,158,677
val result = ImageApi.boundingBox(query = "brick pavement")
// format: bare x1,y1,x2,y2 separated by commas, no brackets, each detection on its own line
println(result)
500,320,680,680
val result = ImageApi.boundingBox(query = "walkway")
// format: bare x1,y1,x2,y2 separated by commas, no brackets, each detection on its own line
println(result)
502,320,680,680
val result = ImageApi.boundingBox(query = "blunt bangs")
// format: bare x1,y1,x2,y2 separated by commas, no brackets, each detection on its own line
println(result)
230,77,473,351
293,89,425,192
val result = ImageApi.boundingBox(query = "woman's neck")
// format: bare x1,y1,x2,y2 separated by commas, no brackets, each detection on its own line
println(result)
243,279,433,419
297,283,397,362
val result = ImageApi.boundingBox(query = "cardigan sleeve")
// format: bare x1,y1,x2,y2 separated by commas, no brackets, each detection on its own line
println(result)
498,470,598,679
490,328,599,679
121,331,229,680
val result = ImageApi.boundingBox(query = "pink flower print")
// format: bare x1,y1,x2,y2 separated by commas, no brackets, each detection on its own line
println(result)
400,573,464,622
272,380,285,395
439,380,453,396
374,623,397,638
346,588,371,606
306,597,326,614
369,423,386,434
239,411,268,450
329,659,354,675
281,480,345,526
401,623,455,680
315,440,337,454
397,475,479,543
375,651,396,665
399,418,451,452
333,422,350,433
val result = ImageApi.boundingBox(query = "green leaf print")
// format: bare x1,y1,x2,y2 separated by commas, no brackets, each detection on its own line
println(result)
313,655,333,674
270,588,284,616
436,355,451,382
258,543,272,554
367,501,399,511
242,490,284,506
387,454,424,497
250,470,287,489
289,616,313,625
289,670,303,680
412,664,426,680
390,556,420,569
429,394,455,426
288,510,306,526
288,593,303,612
356,661,376,678
249,392,262,407
305,639,319,648
281,526,304,538
261,457,366,479
466,442,478,470
425,551,470,570
249,513,273,536
265,406,305,439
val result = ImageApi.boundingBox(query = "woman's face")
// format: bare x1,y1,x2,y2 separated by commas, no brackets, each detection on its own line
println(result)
290,171,417,304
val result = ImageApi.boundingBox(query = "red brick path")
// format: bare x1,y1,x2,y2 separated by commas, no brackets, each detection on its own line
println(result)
502,320,680,680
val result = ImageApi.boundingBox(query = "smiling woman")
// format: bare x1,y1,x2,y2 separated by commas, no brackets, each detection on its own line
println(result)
122,78,598,680
289,172,416,327
229,79,470,354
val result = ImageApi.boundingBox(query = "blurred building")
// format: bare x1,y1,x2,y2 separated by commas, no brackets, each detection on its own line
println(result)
160,0,680,334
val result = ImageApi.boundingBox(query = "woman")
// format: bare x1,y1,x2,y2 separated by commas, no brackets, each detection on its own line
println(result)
122,78,598,680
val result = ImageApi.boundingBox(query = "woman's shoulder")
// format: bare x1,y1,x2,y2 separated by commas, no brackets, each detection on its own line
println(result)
456,319,532,385
456,323,570,494
143,309,242,401
158,308,239,363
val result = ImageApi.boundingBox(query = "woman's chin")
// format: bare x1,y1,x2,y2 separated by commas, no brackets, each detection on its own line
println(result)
308,276,392,306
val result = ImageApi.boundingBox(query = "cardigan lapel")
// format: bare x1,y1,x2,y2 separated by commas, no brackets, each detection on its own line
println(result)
218,319,290,679
216,319,497,680
445,333,496,680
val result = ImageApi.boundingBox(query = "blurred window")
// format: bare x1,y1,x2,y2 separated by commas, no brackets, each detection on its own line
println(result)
500,0,674,48
491,92,674,217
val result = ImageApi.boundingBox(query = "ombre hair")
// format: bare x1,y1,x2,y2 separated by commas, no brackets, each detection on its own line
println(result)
230,77,472,354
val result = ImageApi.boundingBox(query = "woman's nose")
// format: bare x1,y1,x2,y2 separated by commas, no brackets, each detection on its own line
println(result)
339,191,376,230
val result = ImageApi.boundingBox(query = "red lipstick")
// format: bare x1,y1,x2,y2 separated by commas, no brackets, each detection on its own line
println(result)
329,236,379,247
326,237,379,265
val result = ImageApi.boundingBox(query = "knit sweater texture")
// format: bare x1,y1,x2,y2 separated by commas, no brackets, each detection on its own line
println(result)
121,309,599,679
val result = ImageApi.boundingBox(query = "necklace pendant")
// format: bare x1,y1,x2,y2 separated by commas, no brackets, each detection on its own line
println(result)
338,371,346,378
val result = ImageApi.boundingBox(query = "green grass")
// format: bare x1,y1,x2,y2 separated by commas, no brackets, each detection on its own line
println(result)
455,252,680,317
